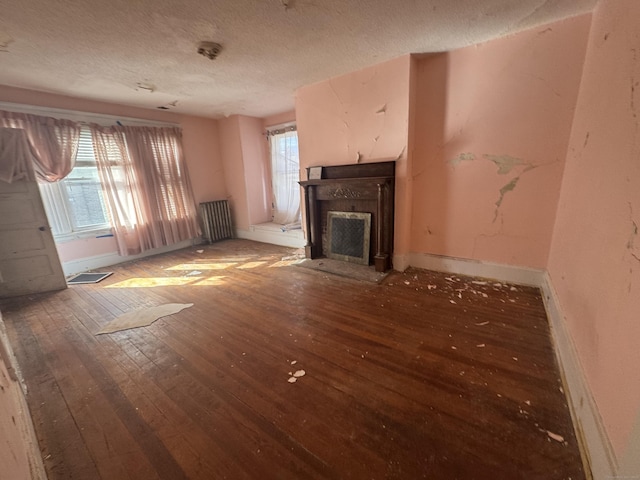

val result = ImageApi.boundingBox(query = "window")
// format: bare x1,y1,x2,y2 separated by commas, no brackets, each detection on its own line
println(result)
269,126,301,226
39,127,111,238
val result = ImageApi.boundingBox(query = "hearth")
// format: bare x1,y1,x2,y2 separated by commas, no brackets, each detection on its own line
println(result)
299,161,395,272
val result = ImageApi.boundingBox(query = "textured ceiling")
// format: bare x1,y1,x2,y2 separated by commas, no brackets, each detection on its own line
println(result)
0,0,596,119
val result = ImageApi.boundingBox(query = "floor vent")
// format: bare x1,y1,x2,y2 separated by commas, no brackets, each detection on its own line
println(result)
67,272,112,285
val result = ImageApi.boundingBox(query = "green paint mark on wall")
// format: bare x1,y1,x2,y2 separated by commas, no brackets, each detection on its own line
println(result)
448,152,476,167
483,154,531,174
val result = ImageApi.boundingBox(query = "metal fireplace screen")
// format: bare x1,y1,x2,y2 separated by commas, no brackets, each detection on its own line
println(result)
327,211,371,265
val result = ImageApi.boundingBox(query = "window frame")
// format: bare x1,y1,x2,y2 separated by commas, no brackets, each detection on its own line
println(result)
39,127,112,241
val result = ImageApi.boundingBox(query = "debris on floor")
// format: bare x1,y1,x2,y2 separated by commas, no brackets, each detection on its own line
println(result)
546,431,565,443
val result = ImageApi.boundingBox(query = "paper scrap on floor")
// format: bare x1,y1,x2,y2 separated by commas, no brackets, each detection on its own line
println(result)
96,303,194,335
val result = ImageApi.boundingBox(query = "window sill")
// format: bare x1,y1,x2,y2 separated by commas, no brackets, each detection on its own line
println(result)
53,228,114,244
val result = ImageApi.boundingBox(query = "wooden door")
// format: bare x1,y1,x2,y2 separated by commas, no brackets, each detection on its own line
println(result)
0,176,67,298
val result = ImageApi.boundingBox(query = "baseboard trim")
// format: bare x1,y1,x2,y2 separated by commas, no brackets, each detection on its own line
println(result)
236,228,306,249
62,238,200,276
406,252,545,286
541,272,618,480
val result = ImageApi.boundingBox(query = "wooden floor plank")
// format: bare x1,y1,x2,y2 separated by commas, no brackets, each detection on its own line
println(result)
0,240,585,479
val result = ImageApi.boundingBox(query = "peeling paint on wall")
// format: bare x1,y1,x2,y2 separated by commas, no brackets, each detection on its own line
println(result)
631,75,638,120
482,154,531,174
448,152,476,167
493,177,520,222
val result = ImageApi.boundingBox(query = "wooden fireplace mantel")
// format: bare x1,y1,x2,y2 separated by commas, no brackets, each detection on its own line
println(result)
299,161,395,272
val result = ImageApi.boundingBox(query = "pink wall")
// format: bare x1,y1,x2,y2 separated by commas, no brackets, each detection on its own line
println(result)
410,15,591,269
219,114,273,230
238,115,271,225
0,85,225,262
548,0,640,460
55,236,118,263
219,116,250,230
295,55,413,260
262,110,295,129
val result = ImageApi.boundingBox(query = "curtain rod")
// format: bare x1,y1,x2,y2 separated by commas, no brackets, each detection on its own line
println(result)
265,124,297,137
0,101,180,128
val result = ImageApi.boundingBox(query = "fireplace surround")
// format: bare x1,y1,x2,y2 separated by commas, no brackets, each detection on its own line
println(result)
299,161,395,272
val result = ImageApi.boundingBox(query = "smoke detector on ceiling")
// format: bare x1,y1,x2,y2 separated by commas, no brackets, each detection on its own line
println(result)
197,41,223,60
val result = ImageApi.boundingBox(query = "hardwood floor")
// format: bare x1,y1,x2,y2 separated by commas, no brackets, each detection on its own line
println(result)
0,240,586,479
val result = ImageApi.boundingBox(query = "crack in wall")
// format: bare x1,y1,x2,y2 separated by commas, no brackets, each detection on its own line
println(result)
524,73,562,98
493,176,520,222
369,103,387,159
472,216,506,257
446,152,553,223
627,202,640,263
328,80,345,114
631,76,638,120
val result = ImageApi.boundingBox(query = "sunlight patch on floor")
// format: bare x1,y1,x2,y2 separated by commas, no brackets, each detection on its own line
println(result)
165,263,237,271
236,261,267,269
106,277,204,288
192,276,226,286
269,260,299,268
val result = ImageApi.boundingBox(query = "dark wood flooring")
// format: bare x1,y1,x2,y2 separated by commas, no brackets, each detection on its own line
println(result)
0,240,586,479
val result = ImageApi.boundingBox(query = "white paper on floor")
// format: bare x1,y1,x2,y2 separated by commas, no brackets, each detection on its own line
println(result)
96,303,194,335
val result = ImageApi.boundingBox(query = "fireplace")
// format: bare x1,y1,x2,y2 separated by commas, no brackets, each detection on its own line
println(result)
327,211,372,265
299,161,395,272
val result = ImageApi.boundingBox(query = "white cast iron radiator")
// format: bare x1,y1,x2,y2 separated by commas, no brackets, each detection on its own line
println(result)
199,200,233,243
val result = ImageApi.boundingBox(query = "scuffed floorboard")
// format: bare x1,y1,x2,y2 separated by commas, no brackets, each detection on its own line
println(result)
0,239,586,479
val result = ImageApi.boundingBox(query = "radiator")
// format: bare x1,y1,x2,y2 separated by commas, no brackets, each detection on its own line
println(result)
199,200,234,243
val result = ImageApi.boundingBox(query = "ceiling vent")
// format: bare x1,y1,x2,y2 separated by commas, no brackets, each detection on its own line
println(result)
197,41,222,60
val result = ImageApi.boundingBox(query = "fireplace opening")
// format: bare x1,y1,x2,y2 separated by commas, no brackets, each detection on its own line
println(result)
327,211,371,265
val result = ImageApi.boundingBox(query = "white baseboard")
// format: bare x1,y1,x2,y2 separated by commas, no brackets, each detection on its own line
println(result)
236,227,306,249
62,238,200,276
392,253,410,272
406,252,545,286
541,272,618,480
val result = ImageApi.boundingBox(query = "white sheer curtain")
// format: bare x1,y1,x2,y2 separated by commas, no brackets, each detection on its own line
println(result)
91,125,200,256
270,129,300,226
